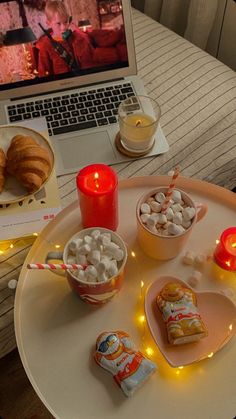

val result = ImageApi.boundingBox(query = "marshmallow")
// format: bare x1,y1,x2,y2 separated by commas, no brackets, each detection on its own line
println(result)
154,192,166,203
156,213,167,225
182,251,195,265
147,226,158,234
156,228,167,236
167,223,185,236
97,234,111,246
188,270,202,287
97,258,110,274
150,201,162,213
103,232,112,241
146,214,158,228
77,269,85,281
8,279,18,290
140,203,151,214
87,250,101,266
165,207,174,221
85,265,98,281
206,247,214,261
78,244,91,255
171,190,182,203
140,213,150,223
111,248,124,262
97,272,109,282
172,212,182,225
182,207,196,221
182,219,191,229
163,221,172,229
76,253,87,265
195,254,206,269
171,203,183,213
146,196,155,204
84,235,93,245
91,229,101,240
105,242,119,250
104,243,124,261
68,238,83,254
108,261,119,276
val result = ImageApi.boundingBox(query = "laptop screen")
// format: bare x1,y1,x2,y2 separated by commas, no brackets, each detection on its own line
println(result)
0,0,136,98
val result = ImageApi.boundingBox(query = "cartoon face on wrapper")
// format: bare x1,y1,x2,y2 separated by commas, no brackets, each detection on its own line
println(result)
97,333,120,356
160,283,185,302
94,330,157,397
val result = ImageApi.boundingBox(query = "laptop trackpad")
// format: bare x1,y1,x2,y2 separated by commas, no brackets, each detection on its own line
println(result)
58,131,116,170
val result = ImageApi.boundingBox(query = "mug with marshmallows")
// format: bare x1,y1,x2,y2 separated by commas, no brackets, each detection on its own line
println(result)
45,227,127,305
136,187,208,260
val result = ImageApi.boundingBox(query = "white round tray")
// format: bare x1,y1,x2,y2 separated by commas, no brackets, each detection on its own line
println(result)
15,176,236,419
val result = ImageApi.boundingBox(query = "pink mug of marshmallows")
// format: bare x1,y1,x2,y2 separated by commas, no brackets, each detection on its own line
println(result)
136,187,207,260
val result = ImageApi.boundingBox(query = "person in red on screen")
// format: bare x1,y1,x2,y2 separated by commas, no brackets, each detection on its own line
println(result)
36,0,94,76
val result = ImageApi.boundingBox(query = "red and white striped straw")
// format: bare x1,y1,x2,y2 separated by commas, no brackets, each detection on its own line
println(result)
161,166,180,213
27,263,85,270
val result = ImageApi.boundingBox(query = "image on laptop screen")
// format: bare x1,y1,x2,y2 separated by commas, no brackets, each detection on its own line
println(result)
0,0,128,92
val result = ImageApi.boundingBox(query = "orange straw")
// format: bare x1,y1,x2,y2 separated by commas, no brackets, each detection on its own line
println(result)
161,166,180,213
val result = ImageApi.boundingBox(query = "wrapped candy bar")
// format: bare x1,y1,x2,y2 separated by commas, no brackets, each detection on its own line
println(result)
156,282,208,345
94,330,157,397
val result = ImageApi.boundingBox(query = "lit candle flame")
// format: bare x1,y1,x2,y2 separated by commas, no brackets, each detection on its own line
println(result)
94,172,99,189
232,242,236,248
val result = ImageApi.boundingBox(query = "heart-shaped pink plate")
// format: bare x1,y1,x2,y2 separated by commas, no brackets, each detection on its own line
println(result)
145,276,236,367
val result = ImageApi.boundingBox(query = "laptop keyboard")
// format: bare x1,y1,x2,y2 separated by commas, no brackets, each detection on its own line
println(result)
7,82,135,137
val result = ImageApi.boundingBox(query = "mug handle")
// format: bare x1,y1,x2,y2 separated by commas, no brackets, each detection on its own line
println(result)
195,202,208,222
45,251,65,277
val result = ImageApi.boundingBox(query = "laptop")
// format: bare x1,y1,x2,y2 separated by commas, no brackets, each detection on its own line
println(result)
0,0,169,176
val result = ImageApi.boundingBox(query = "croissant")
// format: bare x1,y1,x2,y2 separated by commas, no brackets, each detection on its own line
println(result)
0,147,6,193
7,135,53,193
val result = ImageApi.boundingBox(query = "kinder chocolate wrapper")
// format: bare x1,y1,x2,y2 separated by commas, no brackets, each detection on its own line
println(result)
156,282,208,345
94,330,157,397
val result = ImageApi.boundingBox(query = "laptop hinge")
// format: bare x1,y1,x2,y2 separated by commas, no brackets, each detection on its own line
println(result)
11,78,125,101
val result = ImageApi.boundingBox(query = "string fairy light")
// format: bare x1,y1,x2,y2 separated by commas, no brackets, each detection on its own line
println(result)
145,347,154,357
0,235,37,257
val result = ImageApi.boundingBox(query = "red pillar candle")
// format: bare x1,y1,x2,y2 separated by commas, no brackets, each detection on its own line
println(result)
214,227,236,271
76,164,118,231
